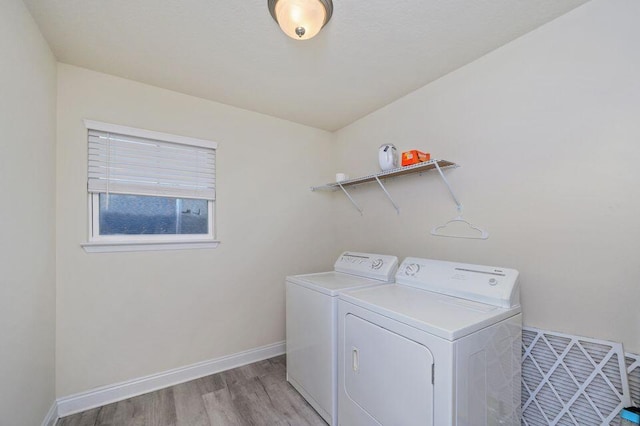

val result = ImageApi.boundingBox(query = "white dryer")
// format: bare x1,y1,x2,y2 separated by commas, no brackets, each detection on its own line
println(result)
287,252,398,425
338,257,522,426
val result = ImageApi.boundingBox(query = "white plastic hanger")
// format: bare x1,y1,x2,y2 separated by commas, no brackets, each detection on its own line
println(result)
430,162,489,240
430,211,489,240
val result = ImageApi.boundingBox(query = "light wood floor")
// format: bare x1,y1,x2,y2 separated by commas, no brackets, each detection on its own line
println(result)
57,355,327,426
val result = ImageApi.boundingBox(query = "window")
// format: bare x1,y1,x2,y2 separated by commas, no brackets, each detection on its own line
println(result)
82,120,219,252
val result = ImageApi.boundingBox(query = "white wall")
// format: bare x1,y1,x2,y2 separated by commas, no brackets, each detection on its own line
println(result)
56,64,337,396
0,0,57,424
333,0,640,352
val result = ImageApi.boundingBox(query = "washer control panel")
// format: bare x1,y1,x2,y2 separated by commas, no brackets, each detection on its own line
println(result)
334,252,399,282
397,257,520,308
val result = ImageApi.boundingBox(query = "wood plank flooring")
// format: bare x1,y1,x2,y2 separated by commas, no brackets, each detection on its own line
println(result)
57,355,327,426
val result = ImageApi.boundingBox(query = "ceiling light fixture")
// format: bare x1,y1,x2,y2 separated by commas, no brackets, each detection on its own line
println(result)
268,0,333,41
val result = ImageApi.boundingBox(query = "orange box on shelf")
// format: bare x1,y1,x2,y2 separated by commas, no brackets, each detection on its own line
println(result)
401,150,431,166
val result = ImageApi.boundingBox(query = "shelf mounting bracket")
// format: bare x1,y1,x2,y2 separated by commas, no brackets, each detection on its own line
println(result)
433,161,463,213
337,182,363,215
374,176,400,214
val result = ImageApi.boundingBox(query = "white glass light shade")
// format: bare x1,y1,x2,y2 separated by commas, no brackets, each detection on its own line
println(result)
272,0,329,40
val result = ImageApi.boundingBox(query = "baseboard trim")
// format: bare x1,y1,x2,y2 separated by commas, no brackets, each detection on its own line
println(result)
41,401,58,426
56,341,285,418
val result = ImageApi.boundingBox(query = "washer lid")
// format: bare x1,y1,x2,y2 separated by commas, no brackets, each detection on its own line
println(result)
340,284,521,341
287,272,389,296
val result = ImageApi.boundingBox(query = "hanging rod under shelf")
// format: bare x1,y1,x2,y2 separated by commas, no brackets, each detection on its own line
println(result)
310,159,458,192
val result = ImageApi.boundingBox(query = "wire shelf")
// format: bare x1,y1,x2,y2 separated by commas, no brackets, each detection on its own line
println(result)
311,159,457,192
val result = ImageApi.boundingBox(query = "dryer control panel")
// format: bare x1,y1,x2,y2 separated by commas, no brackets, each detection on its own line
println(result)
334,252,398,282
396,257,519,308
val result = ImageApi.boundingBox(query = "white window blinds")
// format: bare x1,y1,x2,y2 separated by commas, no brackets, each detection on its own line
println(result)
88,129,216,200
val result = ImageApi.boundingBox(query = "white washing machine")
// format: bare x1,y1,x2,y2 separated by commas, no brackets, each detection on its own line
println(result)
338,257,522,426
286,252,399,425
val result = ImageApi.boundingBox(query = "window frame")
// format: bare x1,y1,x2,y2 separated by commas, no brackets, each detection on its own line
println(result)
81,120,220,253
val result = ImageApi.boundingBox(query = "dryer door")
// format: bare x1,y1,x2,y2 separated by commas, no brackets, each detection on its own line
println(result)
343,314,434,426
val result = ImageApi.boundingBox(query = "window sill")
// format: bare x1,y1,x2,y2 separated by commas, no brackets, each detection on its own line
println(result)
81,240,221,253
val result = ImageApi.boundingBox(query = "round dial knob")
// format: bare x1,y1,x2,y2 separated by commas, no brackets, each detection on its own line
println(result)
404,263,420,276
488,278,497,286
371,259,384,270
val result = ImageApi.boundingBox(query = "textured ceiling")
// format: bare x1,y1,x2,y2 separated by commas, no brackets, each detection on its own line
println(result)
24,0,589,131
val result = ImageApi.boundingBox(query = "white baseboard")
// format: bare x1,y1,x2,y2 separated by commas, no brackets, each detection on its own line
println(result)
41,401,58,426
56,341,285,418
